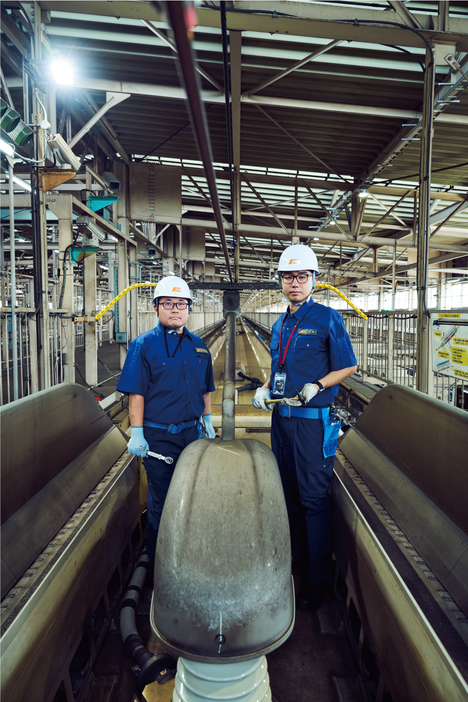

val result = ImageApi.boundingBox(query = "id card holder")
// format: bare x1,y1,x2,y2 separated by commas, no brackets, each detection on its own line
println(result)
272,372,286,396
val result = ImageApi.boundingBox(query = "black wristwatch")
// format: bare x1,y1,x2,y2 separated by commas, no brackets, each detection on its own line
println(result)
313,380,324,392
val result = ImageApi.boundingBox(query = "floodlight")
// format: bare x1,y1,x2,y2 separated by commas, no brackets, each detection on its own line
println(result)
358,187,368,199
51,60,74,85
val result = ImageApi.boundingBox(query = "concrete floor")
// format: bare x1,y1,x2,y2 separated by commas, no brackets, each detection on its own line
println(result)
85,324,364,702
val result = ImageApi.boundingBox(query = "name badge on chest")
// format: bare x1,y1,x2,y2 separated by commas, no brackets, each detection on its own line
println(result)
272,372,287,396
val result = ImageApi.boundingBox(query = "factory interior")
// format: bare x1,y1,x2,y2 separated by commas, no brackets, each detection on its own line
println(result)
1,2,468,702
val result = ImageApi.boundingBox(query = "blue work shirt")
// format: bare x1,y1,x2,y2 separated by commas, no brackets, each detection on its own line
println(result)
270,298,356,408
117,323,215,424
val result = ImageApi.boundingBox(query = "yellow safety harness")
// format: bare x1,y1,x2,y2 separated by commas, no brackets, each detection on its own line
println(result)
94,281,368,322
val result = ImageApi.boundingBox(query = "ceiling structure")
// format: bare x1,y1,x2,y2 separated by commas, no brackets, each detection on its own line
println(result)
2,0,468,302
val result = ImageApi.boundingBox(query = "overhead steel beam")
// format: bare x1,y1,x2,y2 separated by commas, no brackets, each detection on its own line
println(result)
359,190,412,242
68,91,130,150
387,1,424,29
141,19,224,93
241,174,291,237
364,52,468,180
165,1,232,282
23,76,467,125
197,3,468,50
149,216,468,253
244,38,343,97
302,182,351,239
37,1,468,49
429,199,468,239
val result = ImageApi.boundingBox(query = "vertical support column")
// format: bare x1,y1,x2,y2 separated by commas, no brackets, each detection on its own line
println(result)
230,30,242,283
387,314,394,382
222,291,239,441
118,238,128,369
49,195,75,384
84,253,98,387
391,244,396,312
416,46,435,394
362,318,369,382
128,242,139,340
9,166,18,400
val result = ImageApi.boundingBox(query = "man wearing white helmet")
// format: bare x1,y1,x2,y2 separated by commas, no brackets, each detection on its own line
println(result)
117,275,216,565
253,244,357,610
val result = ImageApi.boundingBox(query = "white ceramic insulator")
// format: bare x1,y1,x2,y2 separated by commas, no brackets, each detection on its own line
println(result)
172,656,272,702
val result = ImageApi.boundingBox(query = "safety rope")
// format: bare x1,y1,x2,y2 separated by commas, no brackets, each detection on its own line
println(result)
94,281,368,322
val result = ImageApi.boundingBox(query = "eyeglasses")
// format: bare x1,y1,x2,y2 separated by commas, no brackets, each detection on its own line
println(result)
159,301,189,310
281,273,313,284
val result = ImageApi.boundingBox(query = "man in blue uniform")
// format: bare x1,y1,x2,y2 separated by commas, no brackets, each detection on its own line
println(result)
117,275,216,564
253,245,357,610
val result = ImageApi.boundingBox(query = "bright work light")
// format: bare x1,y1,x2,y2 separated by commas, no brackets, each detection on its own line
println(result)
50,60,74,85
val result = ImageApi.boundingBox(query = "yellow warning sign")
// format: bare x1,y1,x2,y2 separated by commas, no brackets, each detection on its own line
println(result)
451,347,468,366
454,368,468,380
431,311,468,378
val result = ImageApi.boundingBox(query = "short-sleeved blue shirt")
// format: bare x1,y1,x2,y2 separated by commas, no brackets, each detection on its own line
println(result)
270,298,356,408
116,323,216,424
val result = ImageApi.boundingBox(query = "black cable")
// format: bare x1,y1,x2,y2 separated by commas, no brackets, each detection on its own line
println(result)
383,45,425,73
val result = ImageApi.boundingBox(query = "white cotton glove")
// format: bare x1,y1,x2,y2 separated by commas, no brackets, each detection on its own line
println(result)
252,387,272,412
127,426,149,456
202,414,216,439
282,383,319,406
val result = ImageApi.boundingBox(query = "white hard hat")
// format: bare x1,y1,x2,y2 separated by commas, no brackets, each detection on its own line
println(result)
277,244,319,274
153,276,192,304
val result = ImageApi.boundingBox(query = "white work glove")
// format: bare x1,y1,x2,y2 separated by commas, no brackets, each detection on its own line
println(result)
127,426,149,456
201,414,216,439
282,383,319,406
252,387,272,412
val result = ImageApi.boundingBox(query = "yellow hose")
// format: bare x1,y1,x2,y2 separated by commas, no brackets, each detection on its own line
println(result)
315,283,368,320
94,281,368,321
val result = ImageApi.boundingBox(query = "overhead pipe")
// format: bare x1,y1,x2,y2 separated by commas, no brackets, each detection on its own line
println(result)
164,1,233,282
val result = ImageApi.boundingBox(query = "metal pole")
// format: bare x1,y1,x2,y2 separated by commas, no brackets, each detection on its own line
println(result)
221,290,239,441
416,45,435,394
222,311,236,441
9,165,19,400
165,1,233,282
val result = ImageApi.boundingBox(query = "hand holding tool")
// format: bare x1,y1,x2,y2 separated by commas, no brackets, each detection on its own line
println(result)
147,450,174,465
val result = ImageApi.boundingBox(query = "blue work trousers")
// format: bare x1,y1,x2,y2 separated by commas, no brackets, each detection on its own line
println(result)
271,411,335,586
143,425,198,564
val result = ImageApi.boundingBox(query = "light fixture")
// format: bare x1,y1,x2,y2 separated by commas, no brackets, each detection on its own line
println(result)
50,60,74,85
3,172,32,192
358,187,369,199
0,138,15,156
313,237,319,241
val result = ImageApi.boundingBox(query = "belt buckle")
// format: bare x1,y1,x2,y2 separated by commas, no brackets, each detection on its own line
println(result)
167,423,174,434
